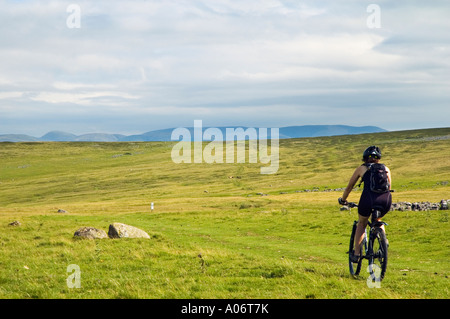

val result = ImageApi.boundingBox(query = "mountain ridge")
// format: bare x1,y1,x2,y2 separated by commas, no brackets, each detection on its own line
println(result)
0,125,387,142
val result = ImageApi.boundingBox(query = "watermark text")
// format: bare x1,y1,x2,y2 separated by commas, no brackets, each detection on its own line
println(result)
171,120,279,174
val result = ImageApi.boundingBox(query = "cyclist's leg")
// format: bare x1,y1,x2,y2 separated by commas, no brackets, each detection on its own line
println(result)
378,220,385,233
377,220,388,247
374,192,391,235
354,214,369,257
376,212,388,246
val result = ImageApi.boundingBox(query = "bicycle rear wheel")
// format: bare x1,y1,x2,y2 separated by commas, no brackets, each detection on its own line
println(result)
368,227,388,281
348,221,364,277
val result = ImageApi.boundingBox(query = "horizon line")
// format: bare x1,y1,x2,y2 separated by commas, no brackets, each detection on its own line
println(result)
2,123,390,138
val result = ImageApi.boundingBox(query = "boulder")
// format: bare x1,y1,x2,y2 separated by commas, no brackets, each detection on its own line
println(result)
108,223,150,239
390,200,449,212
74,227,108,239
8,220,21,226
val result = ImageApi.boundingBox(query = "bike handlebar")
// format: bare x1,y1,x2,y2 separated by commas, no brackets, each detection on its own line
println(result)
338,189,394,208
338,197,358,208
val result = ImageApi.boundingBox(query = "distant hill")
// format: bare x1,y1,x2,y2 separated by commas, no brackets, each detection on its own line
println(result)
0,125,387,142
122,129,175,142
0,134,40,142
122,125,387,141
279,125,387,138
75,133,126,142
40,131,78,142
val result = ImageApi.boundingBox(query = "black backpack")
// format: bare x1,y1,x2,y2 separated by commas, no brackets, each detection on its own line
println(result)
362,163,390,193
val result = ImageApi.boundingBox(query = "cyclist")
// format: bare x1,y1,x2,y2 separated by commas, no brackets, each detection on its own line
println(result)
339,146,392,263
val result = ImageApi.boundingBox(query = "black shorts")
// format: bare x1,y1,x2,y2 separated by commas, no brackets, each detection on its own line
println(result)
358,190,392,218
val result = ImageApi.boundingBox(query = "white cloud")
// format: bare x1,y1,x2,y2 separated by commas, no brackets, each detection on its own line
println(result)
31,91,140,105
0,91,24,100
0,0,449,135
52,82,116,91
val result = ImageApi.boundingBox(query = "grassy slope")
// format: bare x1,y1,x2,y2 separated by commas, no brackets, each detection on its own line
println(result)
0,128,449,299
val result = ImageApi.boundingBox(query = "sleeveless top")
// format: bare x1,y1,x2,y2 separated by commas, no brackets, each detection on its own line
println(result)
358,163,392,217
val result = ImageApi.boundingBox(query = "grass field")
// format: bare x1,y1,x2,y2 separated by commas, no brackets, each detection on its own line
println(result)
0,127,449,299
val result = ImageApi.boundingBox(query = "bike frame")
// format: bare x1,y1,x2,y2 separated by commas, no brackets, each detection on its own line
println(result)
347,202,388,281
362,210,387,261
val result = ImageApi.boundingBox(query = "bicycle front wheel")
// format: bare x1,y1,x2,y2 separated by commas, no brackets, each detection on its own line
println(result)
368,228,388,281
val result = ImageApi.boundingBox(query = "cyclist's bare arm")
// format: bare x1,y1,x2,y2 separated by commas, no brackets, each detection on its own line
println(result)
385,166,392,189
341,165,367,202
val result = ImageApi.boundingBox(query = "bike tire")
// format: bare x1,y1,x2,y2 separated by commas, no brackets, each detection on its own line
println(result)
348,221,364,277
368,227,388,281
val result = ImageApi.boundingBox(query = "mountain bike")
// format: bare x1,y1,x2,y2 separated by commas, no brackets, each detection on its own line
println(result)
346,202,388,283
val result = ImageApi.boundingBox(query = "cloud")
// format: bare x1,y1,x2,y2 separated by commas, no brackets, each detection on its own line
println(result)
30,91,140,106
0,91,24,100
0,0,449,135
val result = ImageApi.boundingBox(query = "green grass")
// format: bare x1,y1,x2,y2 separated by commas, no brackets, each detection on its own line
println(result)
0,128,449,298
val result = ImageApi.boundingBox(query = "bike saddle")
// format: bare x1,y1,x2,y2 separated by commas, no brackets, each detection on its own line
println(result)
371,206,384,221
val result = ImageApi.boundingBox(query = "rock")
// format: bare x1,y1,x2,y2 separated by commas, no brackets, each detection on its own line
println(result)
390,200,449,212
411,202,422,211
430,203,439,210
74,227,108,239
8,220,21,226
58,209,68,213
108,223,150,239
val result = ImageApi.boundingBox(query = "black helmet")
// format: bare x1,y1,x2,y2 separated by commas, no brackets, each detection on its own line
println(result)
363,145,381,160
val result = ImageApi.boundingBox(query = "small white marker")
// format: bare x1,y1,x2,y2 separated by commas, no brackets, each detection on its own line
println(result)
151,202,154,211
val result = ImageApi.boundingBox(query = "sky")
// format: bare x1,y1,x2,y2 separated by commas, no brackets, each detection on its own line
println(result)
0,0,449,136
